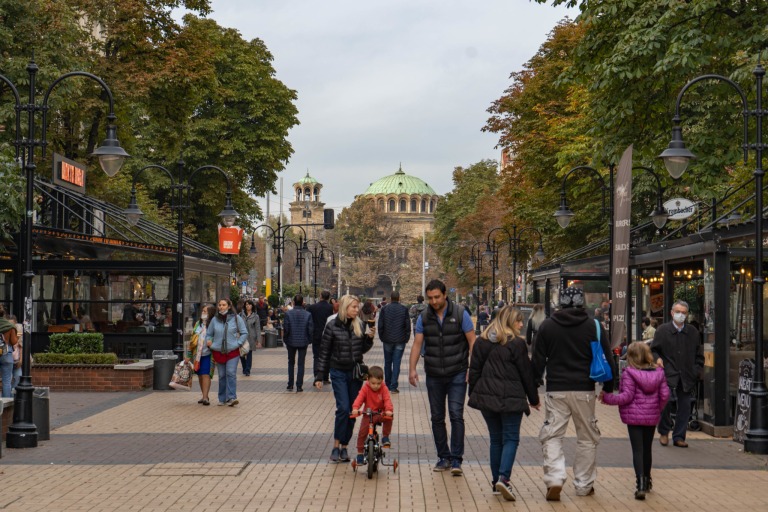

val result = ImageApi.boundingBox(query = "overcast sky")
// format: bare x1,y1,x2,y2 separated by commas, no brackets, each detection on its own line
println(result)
187,0,572,216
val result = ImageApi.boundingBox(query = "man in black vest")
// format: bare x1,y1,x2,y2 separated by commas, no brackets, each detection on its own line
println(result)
307,290,334,383
408,279,476,476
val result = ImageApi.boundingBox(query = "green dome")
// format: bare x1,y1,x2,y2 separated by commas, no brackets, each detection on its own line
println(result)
363,166,436,196
297,171,318,185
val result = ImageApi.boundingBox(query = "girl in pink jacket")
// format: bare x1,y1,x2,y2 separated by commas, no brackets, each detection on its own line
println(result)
600,342,669,500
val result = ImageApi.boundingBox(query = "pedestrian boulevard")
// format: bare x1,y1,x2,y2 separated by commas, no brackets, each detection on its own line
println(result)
2,341,767,511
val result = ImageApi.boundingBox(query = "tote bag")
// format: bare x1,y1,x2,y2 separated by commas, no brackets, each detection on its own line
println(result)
589,319,613,382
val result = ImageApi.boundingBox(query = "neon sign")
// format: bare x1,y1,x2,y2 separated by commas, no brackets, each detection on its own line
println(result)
52,153,86,193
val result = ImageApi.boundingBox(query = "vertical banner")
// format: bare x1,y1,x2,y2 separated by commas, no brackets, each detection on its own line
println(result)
611,145,633,348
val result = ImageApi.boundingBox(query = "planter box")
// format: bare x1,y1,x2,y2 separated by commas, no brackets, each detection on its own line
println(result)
31,360,154,392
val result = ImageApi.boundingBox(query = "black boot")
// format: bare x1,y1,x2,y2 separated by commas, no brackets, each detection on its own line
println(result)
635,477,647,500
646,474,652,492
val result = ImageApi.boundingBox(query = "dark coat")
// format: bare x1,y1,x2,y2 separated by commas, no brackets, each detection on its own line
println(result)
532,307,616,393
378,301,411,345
315,316,374,379
282,306,313,348
468,333,539,414
306,300,334,343
650,321,704,393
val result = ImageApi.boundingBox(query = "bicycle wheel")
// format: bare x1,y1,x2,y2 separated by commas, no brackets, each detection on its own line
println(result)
367,439,376,479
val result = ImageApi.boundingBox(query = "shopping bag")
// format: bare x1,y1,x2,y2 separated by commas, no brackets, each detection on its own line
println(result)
169,360,194,391
589,319,613,382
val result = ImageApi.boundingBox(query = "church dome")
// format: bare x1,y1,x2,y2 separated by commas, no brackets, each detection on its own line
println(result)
363,166,436,196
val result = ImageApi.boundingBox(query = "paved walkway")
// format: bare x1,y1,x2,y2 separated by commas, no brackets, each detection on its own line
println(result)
2,341,768,511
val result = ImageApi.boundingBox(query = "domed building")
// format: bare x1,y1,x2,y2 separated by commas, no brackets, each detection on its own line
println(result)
360,164,439,237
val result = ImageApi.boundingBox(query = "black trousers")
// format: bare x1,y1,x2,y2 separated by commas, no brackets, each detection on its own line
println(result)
287,346,307,389
627,424,655,479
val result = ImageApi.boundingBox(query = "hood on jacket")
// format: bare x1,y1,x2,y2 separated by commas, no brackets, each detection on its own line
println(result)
550,307,590,328
625,367,666,394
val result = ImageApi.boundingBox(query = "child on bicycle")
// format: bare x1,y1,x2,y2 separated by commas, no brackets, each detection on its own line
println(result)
352,365,394,464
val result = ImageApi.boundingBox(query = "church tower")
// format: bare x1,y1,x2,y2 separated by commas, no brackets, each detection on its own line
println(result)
289,171,326,240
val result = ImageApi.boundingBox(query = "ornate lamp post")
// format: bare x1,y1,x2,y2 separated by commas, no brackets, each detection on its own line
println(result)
658,61,768,453
251,222,309,298
2,60,129,449
124,160,238,359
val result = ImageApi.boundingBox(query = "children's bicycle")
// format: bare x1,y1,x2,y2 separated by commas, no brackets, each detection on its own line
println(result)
349,408,398,479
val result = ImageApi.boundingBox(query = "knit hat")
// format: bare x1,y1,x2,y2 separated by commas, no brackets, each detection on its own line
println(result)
560,286,585,308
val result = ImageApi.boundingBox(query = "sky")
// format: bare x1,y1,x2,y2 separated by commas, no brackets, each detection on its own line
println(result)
183,0,572,216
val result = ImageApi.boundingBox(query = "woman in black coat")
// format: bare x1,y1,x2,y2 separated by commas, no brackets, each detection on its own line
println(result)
314,294,374,463
468,306,540,501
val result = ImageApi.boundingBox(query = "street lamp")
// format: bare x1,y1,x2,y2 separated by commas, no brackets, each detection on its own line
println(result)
2,60,129,449
658,61,768,453
304,238,327,299
466,241,490,310
633,166,669,229
488,226,546,304
250,221,308,299
124,160,238,359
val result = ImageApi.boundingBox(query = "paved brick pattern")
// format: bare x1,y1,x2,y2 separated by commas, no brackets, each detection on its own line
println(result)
2,340,768,511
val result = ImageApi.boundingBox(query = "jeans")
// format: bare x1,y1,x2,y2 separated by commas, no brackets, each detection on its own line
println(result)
481,410,523,483
425,371,467,462
330,367,363,445
240,350,252,376
0,351,14,398
12,365,21,391
627,424,655,479
216,357,239,403
287,346,308,389
538,391,600,494
658,382,692,442
382,343,406,391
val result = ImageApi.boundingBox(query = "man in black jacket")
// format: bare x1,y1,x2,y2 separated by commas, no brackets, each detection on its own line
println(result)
282,295,313,393
532,286,616,501
408,280,476,476
651,300,703,448
307,290,334,383
378,290,411,393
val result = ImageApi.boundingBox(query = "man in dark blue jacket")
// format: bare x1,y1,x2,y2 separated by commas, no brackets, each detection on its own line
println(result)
282,295,313,392
307,290,334,383
378,290,411,393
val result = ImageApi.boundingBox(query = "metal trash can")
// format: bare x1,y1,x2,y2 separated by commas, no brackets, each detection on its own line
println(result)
153,350,177,390
264,329,278,348
33,387,51,441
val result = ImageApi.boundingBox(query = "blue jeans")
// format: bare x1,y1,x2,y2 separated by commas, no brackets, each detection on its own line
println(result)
425,371,467,462
382,343,406,391
330,367,363,445
287,346,307,389
481,410,523,483
216,357,239,403
240,350,252,375
1,351,14,398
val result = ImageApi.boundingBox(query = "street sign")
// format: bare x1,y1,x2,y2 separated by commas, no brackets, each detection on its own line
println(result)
664,198,697,220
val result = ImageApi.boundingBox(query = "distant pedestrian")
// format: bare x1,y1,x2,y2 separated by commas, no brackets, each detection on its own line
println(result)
283,295,313,392
186,305,216,405
307,290,334,383
314,295,375,463
255,295,269,331
600,341,669,500
491,300,505,321
641,317,656,342
468,306,540,501
239,300,260,376
409,295,427,335
476,306,490,332
206,298,248,406
408,279,476,475
377,291,411,393
651,300,703,448
526,304,546,355
532,286,616,501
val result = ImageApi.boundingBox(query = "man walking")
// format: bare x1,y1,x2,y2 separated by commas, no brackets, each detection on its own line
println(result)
651,300,703,448
255,295,269,347
378,290,411,393
282,295,313,393
409,295,427,335
408,279,476,475
532,286,616,501
307,290,334,384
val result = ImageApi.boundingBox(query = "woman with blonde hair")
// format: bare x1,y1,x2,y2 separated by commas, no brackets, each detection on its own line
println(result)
314,295,375,463
468,306,540,501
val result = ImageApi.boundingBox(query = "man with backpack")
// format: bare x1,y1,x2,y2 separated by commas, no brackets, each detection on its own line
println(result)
409,295,427,335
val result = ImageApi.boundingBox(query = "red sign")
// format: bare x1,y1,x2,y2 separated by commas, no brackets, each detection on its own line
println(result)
218,226,244,254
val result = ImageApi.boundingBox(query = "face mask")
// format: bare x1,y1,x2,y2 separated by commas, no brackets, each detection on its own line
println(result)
201,314,208,320
673,312,686,324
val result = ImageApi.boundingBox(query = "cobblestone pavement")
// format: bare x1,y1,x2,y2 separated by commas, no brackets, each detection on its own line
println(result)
2,341,767,511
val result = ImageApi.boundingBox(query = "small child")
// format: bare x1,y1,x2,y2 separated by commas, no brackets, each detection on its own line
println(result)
600,342,669,500
352,366,394,465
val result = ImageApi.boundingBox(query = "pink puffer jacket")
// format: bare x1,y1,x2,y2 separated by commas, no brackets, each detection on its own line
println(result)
602,367,669,426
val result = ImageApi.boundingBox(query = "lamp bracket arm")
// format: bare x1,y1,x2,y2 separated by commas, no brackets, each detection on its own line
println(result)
187,165,233,192
132,164,175,190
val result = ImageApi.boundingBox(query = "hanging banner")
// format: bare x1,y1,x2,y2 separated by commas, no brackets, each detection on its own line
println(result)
611,145,633,348
218,225,244,254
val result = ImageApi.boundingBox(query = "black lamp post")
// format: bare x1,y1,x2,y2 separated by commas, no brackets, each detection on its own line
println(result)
466,241,489,310
632,166,669,229
251,222,309,299
2,60,129,449
658,61,768,454
124,161,238,359
509,227,546,304
304,239,329,300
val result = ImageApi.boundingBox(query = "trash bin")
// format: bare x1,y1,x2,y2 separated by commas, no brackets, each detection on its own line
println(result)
33,387,50,441
153,350,177,390
264,329,278,348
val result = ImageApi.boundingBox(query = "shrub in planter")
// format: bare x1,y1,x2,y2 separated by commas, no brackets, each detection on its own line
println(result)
48,332,104,354
34,353,119,365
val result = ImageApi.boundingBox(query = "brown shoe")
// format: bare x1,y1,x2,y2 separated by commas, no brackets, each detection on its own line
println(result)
546,485,562,501
673,440,688,448
659,434,669,446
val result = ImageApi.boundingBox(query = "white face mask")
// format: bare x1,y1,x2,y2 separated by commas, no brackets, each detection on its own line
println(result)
201,314,208,320
673,312,686,324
